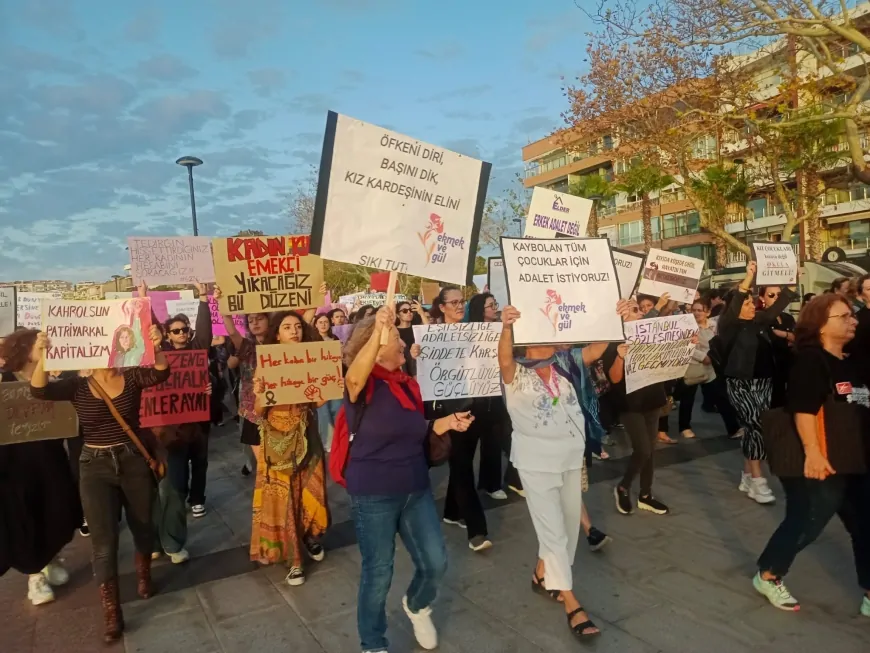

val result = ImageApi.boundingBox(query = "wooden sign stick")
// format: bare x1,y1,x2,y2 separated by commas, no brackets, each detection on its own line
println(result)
380,270,398,345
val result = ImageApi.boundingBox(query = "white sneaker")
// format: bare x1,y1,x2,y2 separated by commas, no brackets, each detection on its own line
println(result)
738,473,751,493
42,562,69,586
748,477,776,504
28,574,55,605
486,490,508,500
402,595,438,650
169,549,190,564
191,504,207,518
285,567,305,586
151,551,162,560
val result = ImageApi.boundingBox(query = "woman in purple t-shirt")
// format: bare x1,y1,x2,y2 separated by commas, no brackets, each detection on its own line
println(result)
344,307,473,653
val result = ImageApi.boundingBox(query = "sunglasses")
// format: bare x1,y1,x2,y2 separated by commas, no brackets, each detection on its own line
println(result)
399,308,412,314
169,327,190,335
765,292,780,299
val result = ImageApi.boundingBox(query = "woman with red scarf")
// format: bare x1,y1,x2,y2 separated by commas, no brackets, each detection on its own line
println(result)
343,307,473,653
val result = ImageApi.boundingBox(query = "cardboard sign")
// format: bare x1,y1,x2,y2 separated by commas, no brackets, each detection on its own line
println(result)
311,111,491,286
623,315,698,393
612,248,646,299
412,323,502,401
212,234,324,314
165,297,248,336
147,290,182,324
500,237,624,345
42,298,155,372
128,236,215,286
17,292,64,330
637,248,704,304
752,243,798,286
487,258,508,310
140,350,210,427
421,282,441,305
0,381,78,445
105,291,133,300
523,187,592,238
332,324,354,345
256,341,343,406
0,286,15,334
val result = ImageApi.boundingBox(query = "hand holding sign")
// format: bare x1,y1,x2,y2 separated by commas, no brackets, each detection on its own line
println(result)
433,410,474,435
501,305,521,326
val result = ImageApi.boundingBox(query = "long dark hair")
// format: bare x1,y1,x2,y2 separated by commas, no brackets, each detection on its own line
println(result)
266,311,319,344
467,293,494,323
794,294,851,350
0,328,38,373
395,301,424,327
429,286,460,322
353,305,376,323
313,313,335,340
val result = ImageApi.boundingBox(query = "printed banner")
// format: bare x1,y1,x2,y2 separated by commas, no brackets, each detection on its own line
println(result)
752,243,798,286
412,323,502,401
612,248,646,299
0,286,15,334
637,248,704,304
42,298,155,372
128,236,215,286
523,187,592,238
486,258,508,311
500,237,624,345
623,315,698,393
353,293,407,308
17,292,64,330
256,341,343,406
311,111,491,285
140,350,210,428
0,382,78,445
212,234,324,314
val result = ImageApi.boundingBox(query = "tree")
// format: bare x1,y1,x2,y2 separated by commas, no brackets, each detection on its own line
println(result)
479,173,530,250
689,163,749,267
235,229,265,236
568,174,615,236
286,164,318,235
614,161,674,249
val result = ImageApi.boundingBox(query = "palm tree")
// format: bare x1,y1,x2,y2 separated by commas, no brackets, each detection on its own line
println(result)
690,164,749,268
568,174,615,237
614,162,674,250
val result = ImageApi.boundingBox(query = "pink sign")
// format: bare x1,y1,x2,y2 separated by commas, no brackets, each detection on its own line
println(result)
148,291,182,323
208,296,248,336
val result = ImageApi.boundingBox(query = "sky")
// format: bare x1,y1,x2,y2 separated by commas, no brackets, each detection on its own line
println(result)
0,0,590,282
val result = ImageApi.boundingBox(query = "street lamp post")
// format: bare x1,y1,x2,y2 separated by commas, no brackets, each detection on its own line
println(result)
176,156,203,236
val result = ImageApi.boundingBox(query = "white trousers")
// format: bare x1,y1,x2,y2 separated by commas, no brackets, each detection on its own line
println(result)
518,467,584,591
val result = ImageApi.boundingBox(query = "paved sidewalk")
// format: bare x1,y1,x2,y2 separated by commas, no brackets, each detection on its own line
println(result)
2,408,868,652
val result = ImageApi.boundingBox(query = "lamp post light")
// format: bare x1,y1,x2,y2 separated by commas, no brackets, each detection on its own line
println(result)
176,156,203,236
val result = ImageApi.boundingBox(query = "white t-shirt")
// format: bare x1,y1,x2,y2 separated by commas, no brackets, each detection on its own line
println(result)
503,364,586,473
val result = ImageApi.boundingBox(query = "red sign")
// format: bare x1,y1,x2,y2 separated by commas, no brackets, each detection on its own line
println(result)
370,272,399,292
140,350,210,428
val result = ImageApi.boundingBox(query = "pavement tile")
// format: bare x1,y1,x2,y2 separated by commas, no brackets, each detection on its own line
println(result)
123,606,220,653
213,605,324,653
197,572,281,623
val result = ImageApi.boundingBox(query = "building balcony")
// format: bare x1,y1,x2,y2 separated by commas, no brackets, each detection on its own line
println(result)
726,243,800,268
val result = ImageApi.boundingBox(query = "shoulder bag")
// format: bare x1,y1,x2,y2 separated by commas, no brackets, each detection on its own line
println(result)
88,377,167,480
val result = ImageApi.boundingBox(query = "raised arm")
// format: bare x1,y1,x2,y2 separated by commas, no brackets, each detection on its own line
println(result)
498,306,520,384
757,288,797,326
131,326,170,388
412,299,430,325
580,342,609,367
190,283,214,349
345,307,394,403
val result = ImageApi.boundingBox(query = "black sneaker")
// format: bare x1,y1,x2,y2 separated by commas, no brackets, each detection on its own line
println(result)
79,520,90,538
614,486,633,515
305,538,325,562
637,495,669,515
587,527,612,552
241,465,251,477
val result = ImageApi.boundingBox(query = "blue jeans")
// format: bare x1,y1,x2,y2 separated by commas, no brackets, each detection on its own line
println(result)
351,489,448,653
317,399,340,452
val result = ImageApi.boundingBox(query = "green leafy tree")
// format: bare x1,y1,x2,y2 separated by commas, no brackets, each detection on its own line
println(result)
569,174,615,236
689,164,749,268
614,162,674,250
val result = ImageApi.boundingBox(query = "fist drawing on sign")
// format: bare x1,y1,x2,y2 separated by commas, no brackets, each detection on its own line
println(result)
304,385,323,403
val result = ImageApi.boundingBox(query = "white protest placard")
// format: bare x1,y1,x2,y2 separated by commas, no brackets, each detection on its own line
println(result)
354,293,407,308
105,291,133,300
0,286,15,334
128,236,215,286
42,298,156,372
412,323,503,401
612,248,646,299
623,314,698,393
637,248,704,304
752,243,798,286
487,258,508,310
17,292,64,330
165,299,201,321
311,111,491,285
523,187,592,238
500,237,624,345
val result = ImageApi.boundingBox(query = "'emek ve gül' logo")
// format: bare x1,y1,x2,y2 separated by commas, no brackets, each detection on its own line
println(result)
552,195,570,213
540,289,586,334
417,213,466,266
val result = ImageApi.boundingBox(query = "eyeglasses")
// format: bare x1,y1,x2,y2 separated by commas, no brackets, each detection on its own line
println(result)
169,327,190,335
765,292,780,299
484,301,499,310
399,308,412,314
444,299,466,308
829,312,856,321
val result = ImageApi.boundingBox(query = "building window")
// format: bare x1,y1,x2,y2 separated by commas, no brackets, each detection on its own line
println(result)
618,217,661,246
746,197,768,218
662,210,701,239
670,244,714,269
603,134,614,150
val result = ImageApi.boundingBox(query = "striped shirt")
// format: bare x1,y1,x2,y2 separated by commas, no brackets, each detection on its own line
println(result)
31,368,170,446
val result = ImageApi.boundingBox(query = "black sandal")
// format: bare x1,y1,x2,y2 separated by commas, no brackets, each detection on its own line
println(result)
531,572,560,601
567,607,600,638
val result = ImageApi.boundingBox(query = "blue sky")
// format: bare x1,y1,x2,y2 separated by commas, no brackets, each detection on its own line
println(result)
0,0,589,282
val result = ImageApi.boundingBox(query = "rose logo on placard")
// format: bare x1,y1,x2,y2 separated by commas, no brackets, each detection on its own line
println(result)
417,213,465,266
541,289,586,335
540,289,563,334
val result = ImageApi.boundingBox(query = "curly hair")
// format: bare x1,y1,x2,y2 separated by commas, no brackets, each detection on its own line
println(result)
0,328,38,372
266,311,319,344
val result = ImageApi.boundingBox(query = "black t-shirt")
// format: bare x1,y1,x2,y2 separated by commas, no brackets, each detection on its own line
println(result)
787,346,870,415
398,326,417,376
601,342,668,414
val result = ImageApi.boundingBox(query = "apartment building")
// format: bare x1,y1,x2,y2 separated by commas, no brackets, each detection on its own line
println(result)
522,5,870,271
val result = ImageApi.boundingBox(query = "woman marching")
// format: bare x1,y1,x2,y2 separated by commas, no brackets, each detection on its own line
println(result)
249,311,331,586
30,324,169,643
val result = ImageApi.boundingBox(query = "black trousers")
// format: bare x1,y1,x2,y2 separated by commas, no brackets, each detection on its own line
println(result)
619,409,660,496
758,474,870,589
443,420,488,540
79,444,155,584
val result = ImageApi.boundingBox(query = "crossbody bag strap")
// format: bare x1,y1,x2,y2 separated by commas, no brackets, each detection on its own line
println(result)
87,377,156,466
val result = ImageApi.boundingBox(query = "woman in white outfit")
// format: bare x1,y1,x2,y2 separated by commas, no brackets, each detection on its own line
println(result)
497,304,607,639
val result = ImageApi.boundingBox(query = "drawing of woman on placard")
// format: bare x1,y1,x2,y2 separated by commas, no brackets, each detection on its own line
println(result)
108,299,152,368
